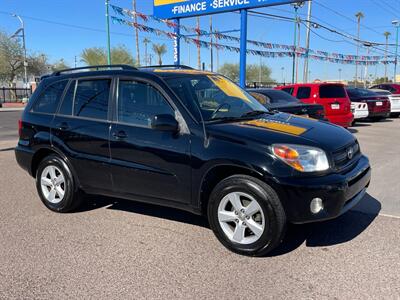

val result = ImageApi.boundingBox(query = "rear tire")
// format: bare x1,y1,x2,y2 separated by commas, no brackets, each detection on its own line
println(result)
35,154,82,213
207,175,286,256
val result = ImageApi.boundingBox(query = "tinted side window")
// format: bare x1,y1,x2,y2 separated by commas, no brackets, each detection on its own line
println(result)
32,80,67,114
319,85,346,98
281,87,294,95
118,80,174,127
74,79,110,120
297,87,311,99
59,81,75,115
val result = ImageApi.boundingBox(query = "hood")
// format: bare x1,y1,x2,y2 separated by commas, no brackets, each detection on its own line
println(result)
207,112,355,152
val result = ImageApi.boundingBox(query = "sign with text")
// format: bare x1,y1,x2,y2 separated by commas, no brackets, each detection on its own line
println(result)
153,0,298,19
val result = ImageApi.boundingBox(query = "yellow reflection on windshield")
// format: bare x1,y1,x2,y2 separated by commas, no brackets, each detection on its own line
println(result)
208,75,251,102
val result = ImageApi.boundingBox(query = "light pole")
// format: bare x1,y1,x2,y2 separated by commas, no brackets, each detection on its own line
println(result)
338,68,342,81
392,20,400,82
281,67,285,84
303,0,312,83
291,2,304,84
12,14,28,87
105,0,111,65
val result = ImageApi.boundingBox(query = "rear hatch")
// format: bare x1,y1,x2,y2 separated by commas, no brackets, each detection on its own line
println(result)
317,84,351,116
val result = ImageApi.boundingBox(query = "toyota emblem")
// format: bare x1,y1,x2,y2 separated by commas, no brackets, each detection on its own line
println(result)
347,147,354,160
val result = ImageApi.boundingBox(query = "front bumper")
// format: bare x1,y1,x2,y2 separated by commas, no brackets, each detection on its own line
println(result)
272,155,371,224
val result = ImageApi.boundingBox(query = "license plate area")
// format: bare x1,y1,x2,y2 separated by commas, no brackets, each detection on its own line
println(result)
376,101,382,106
331,103,340,109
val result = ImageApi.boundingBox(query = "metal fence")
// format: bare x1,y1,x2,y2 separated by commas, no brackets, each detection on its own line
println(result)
246,82,287,88
0,87,32,103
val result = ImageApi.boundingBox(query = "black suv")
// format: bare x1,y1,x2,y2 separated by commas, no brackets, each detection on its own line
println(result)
15,65,371,256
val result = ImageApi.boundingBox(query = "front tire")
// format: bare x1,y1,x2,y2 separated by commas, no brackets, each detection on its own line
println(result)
36,154,82,213
208,175,286,256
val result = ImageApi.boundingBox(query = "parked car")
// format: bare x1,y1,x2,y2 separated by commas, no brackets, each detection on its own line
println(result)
369,89,400,118
275,83,353,128
369,83,400,94
15,65,371,256
350,102,369,124
246,88,326,120
346,87,391,120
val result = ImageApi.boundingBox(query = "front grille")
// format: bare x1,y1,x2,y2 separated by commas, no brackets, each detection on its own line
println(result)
332,141,360,170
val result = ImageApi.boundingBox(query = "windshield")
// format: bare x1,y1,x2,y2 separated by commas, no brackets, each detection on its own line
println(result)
346,88,378,97
165,75,268,122
249,89,299,104
319,85,346,98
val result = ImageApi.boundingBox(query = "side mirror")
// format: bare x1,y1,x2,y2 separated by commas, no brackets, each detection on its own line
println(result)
151,114,179,132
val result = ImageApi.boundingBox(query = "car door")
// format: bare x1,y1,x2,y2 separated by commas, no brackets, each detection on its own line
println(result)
109,78,191,204
51,77,113,192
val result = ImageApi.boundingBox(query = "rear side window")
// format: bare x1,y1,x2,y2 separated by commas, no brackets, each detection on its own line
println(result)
118,80,174,127
32,80,67,114
58,81,75,115
297,87,311,99
319,85,346,98
74,79,111,120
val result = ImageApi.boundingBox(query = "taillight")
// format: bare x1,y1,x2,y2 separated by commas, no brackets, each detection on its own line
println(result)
18,119,22,137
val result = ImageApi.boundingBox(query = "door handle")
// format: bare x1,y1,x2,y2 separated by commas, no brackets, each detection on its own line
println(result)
56,122,69,131
112,130,128,140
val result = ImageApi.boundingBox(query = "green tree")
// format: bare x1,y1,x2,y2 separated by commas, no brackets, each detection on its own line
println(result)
51,59,70,72
81,46,135,66
152,43,167,66
26,53,50,77
218,63,273,83
0,30,24,85
373,77,392,84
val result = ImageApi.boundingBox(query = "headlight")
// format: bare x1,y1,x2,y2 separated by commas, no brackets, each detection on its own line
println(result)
272,144,329,172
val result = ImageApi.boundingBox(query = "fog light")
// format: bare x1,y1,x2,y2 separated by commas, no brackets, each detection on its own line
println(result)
310,198,324,214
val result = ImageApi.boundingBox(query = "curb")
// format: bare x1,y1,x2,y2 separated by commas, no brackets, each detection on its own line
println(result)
0,108,25,112
0,140,17,151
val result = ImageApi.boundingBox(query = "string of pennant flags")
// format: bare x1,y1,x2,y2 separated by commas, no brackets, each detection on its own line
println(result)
110,5,395,65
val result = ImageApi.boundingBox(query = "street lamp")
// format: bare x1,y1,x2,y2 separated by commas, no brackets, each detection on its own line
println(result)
290,2,305,84
281,67,285,84
12,14,28,87
338,68,342,81
392,20,399,82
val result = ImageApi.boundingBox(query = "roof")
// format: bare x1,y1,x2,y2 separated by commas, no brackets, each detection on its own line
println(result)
41,64,216,82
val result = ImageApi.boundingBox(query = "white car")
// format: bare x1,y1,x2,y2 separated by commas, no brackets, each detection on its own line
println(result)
351,102,369,123
370,89,400,117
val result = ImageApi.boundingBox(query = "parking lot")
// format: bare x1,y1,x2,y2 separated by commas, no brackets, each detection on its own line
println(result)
0,111,399,299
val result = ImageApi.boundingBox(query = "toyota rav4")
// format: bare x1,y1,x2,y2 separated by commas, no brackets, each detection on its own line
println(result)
15,65,371,256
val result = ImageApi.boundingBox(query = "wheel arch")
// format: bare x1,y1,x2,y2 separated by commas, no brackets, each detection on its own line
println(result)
198,164,267,216
31,147,80,190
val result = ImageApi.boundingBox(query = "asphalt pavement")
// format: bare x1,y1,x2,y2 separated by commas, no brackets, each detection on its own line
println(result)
0,111,399,299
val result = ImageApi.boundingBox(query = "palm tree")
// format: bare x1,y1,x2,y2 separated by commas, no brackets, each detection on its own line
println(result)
152,43,167,66
355,12,364,86
81,47,107,66
384,31,391,79
143,38,151,66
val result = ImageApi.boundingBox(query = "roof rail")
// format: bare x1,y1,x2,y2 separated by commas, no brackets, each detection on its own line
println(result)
51,64,138,76
139,65,194,70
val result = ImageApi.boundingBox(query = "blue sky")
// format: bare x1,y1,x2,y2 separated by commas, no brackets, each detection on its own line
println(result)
1,0,399,82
